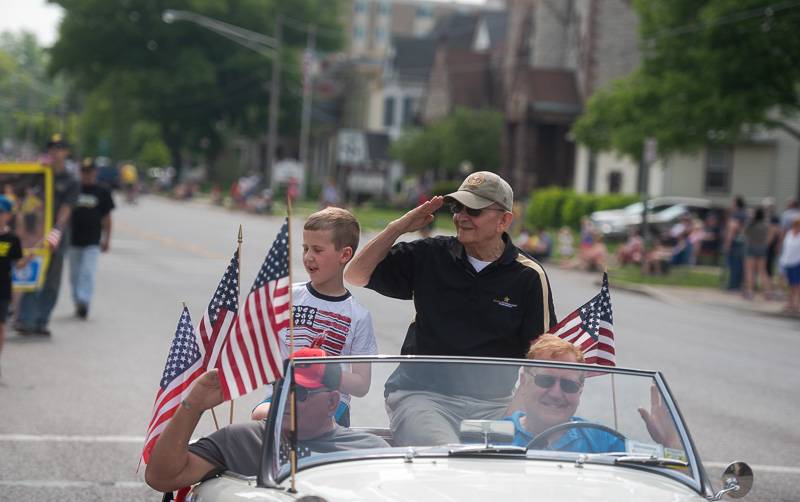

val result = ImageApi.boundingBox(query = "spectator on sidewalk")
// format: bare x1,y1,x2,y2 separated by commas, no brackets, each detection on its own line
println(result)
557,226,575,260
779,214,800,313
16,134,80,336
722,196,748,291
743,207,771,300
68,158,115,319
616,228,643,266
762,198,781,281
698,213,723,265
0,196,23,376
780,198,800,234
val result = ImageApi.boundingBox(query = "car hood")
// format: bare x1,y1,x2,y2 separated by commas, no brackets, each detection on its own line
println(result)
591,209,627,222
194,457,705,502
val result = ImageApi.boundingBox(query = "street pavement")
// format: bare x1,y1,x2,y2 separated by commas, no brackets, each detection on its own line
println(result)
0,195,798,502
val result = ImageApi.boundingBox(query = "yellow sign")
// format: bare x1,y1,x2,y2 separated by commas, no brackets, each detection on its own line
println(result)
0,163,54,291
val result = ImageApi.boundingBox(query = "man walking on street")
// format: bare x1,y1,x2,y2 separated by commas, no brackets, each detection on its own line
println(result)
16,134,80,336
68,158,114,319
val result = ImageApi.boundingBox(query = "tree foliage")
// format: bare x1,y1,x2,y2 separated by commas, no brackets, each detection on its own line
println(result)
0,31,76,151
49,0,344,174
573,0,800,158
390,107,503,178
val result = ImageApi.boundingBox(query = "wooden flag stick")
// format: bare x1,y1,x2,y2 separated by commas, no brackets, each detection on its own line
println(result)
286,193,297,494
228,225,243,426
287,195,296,356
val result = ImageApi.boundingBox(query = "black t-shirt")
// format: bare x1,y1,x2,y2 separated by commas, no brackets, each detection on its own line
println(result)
70,183,115,247
0,231,23,300
52,169,80,219
367,235,557,398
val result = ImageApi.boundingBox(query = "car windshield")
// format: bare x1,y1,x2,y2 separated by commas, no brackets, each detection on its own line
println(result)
268,357,697,485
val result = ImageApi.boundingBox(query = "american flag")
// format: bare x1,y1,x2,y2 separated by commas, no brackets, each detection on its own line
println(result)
45,227,62,249
217,220,291,400
291,305,352,356
141,306,203,464
198,250,239,368
548,273,615,366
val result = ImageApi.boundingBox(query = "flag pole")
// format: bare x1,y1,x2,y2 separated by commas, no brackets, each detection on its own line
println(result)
286,194,298,493
229,225,243,426
604,268,619,430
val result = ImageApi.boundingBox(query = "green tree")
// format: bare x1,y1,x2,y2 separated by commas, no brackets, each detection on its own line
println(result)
573,0,800,158
0,31,76,150
390,107,503,178
49,0,343,176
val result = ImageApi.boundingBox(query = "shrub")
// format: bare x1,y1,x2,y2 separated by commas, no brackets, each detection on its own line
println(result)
525,187,640,230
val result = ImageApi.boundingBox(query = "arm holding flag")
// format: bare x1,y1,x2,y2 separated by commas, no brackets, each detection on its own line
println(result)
145,370,224,493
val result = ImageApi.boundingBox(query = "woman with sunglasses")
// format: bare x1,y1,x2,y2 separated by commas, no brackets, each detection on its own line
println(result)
346,171,557,446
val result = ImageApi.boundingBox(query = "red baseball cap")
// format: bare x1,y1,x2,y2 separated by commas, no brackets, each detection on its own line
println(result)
291,347,341,390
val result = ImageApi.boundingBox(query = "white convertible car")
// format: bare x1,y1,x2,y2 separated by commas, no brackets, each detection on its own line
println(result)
186,356,752,502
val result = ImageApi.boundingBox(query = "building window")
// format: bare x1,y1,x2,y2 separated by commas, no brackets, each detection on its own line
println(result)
704,145,732,193
607,170,623,193
383,96,396,127
354,0,367,13
402,96,414,126
376,27,386,41
353,25,365,40
379,1,391,15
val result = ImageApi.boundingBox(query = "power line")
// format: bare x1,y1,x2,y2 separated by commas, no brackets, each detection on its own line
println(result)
645,0,800,41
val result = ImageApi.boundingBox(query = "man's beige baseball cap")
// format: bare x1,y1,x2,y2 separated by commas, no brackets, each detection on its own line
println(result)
445,171,513,211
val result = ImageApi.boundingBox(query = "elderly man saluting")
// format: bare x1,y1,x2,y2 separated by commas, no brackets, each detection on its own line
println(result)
346,171,556,445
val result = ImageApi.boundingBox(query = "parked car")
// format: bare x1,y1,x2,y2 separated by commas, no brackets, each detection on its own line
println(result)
591,197,714,239
185,355,753,501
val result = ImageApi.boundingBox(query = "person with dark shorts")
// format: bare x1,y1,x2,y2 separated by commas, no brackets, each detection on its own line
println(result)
0,195,23,376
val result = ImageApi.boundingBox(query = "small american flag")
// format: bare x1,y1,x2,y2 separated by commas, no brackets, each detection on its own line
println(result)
549,273,615,366
45,227,62,249
198,250,239,368
141,306,203,464
217,220,291,400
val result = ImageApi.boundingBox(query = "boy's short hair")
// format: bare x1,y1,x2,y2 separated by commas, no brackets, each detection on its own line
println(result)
526,334,585,363
304,207,360,253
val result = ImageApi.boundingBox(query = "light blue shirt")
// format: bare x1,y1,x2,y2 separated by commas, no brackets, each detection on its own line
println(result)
504,411,626,453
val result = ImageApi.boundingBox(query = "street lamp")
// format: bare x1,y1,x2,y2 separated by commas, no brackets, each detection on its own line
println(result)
162,9,281,183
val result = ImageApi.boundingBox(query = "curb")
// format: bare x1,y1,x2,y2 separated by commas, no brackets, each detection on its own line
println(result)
607,280,800,321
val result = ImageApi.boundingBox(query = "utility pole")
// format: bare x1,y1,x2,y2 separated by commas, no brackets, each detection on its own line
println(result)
299,25,316,171
267,14,282,189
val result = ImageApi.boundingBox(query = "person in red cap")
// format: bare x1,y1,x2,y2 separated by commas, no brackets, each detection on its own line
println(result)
145,348,388,494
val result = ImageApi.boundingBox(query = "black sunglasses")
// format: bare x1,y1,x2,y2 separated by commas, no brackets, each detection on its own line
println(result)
532,374,583,394
295,386,329,402
446,200,506,217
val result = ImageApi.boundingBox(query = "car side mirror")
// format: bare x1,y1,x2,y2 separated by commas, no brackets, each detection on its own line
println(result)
459,420,515,445
711,461,753,500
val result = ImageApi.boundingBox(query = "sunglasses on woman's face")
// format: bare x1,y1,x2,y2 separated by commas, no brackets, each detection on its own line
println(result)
295,386,329,402
446,200,505,217
532,374,583,394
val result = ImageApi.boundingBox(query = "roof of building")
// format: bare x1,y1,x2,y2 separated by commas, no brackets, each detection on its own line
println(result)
392,35,437,81
522,68,582,116
445,49,492,109
431,12,478,50
482,11,508,50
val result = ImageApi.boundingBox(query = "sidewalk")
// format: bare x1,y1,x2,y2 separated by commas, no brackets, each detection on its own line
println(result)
611,280,800,321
